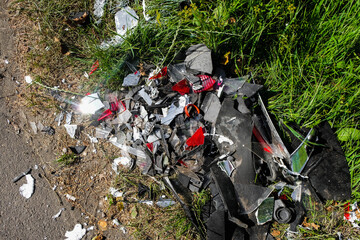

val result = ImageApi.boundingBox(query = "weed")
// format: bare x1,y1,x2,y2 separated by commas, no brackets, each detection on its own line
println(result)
56,153,78,166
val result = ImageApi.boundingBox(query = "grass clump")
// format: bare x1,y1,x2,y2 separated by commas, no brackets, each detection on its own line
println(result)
56,153,78,166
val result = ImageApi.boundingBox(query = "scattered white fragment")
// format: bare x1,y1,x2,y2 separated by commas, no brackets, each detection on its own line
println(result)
109,187,123,198
29,122,37,134
52,185,57,191
112,157,132,173
64,224,86,240
78,93,105,114
84,72,89,79
139,200,154,206
138,88,153,106
345,202,360,228
217,135,234,145
64,124,78,139
34,165,38,170
112,219,121,226
86,226,94,231
66,112,72,125
52,208,65,219
25,75,33,84
142,0,151,21
120,226,127,234
93,0,107,20
109,137,146,159
156,198,176,208
19,174,35,199
86,134,98,143
66,194,76,201
4,59,9,64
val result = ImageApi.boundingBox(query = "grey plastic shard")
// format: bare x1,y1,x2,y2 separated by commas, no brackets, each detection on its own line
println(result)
222,76,248,95
64,124,78,139
156,198,176,208
109,137,146,159
123,71,141,86
201,93,221,123
161,96,189,125
215,98,254,184
185,44,213,74
112,109,132,124
95,127,112,139
138,88,153,105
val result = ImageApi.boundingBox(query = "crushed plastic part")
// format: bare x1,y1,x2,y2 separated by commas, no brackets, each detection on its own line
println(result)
78,93,105,114
161,95,189,125
88,60,99,76
123,71,141,86
109,137,147,159
69,146,87,155
52,208,65,219
41,126,55,135
149,66,167,80
86,134,98,143
185,44,213,74
290,128,315,173
98,109,113,121
64,124,78,139
19,174,35,199
64,224,86,240
222,76,248,95
303,122,351,200
192,75,216,93
112,109,132,124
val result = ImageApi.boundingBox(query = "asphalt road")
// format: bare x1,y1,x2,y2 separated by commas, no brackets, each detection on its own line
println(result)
0,1,90,239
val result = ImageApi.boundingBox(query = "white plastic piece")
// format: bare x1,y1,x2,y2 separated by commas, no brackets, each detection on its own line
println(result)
66,194,76,201
138,88,153,106
29,122,37,134
156,198,176,208
64,124,78,139
94,0,106,20
109,137,146,159
19,174,35,199
112,156,133,173
25,75,33,84
109,187,123,198
64,224,86,240
78,93,105,114
142,0,151,21
52,208,65,219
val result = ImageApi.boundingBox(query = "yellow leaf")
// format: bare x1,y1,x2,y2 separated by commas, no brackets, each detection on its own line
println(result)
156,10,161,27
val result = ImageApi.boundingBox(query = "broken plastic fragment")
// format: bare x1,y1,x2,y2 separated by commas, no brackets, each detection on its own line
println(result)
109,137,147,159
66,194,76,201
69,146,86,155
113,109,132,124
138,88,153,105
98,109,113,121
200,93,221,123
25,75,33,84
64,124,78,139
66,112,72,125
112,157,133,172
192,75,216,93
142,0,151,21
217,159,235,177
78,93,105,114
161,96,189,125
19,174,35,199
290,128,314,173
156,198,176,208
123,71,141,86
52,208,65,219
88,60,99,76
109,187,123,198
185,127,205,150
29,121,37,134
149,66,167,80
255,197,274,225
172,79,191,95
185,44,213,74
95,127,112,139
64,224,86,240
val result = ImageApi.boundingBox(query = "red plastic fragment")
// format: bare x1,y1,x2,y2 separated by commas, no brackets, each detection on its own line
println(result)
89,60,99,76
252,126,273,154
279,194,288,201
98,109,113,121
178,159,188,167
344,202,350,220
185,127,205,150
150,66,167,80
146,143,154,152
172,79,191,95
192,75,216,93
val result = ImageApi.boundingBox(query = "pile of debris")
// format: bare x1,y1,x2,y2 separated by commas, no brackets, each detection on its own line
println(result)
48,43,351,239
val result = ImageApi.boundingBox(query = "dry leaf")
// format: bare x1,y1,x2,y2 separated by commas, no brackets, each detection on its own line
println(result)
271,229,281,237
98,219,107,231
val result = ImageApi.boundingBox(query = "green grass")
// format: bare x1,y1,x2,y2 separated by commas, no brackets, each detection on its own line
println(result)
12,0,360,238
